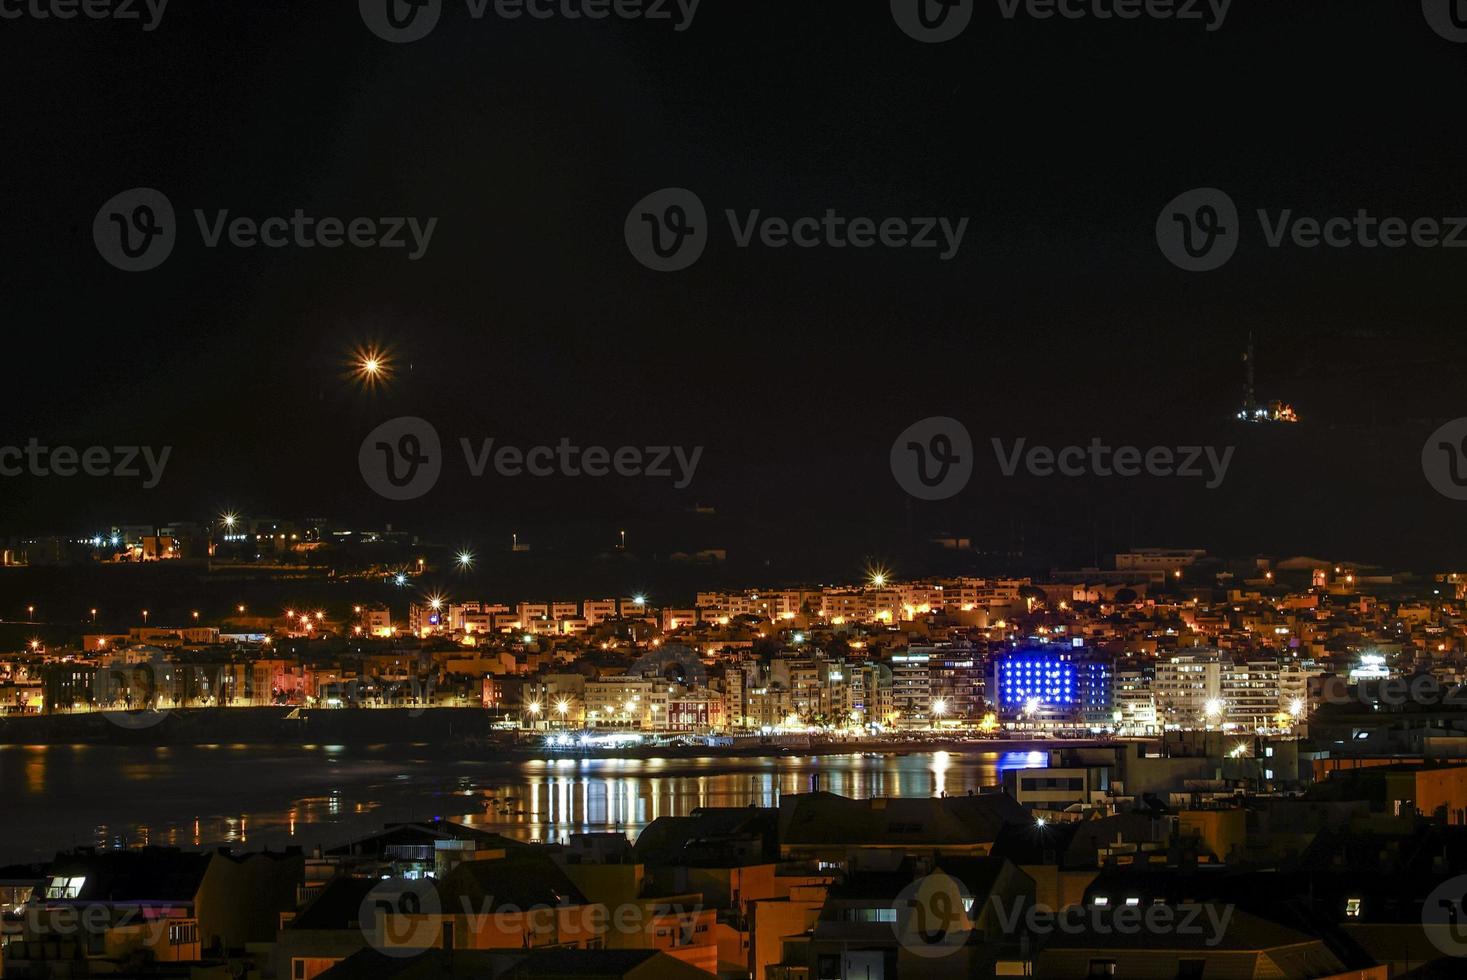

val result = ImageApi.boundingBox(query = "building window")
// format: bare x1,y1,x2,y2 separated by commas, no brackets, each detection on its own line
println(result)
293,960,307,980
1177,959,1206,979
167,923,197,945
44,876,85,899
1087,960,1117,977
1345,898,1362,918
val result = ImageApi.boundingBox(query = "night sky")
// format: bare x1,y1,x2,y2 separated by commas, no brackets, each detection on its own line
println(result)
3,1,1467,574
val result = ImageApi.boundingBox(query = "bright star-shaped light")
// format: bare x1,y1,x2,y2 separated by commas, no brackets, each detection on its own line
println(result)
350,344,393,391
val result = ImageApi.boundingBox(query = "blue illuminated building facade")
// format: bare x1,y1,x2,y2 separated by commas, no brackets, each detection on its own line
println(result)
991,645,1113,728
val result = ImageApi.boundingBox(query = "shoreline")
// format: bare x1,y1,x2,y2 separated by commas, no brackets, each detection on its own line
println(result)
0,706,1106,756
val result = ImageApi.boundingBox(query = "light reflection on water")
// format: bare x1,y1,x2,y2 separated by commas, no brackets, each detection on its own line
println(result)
0,744,1049,861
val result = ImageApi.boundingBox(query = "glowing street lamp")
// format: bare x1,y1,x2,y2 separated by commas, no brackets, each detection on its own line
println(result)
352,345,392,390
456,550,474,570
141,610,149,624
1204,699,1224,726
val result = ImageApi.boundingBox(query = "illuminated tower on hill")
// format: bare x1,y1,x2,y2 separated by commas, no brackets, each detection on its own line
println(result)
1236,332,1299,423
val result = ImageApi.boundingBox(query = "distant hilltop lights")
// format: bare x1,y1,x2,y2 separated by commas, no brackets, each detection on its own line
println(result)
1236,333,1300,424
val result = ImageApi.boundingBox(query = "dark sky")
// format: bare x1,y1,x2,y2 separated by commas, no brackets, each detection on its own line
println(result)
3,1,1467,573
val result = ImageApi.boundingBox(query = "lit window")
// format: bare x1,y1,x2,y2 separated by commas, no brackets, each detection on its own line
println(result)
1345,898,1362,918
44,876,85,900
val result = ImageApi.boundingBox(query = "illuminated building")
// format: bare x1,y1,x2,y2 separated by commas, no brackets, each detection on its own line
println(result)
991,647,1112,729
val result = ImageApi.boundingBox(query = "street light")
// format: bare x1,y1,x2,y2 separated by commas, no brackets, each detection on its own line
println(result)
141,610,149,624
1204,699,1224,727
